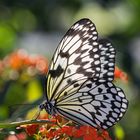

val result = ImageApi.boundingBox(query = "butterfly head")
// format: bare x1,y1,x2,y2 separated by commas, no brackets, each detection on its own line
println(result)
39,101,56,115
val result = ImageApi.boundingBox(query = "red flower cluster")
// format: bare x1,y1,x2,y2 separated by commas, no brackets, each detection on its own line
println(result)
23,124,39,136
0,49,48,76
43,125,111,140
114,66,128,82
22,114,111,140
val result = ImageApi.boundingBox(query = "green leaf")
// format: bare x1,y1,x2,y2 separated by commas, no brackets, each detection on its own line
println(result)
26,80,42,102
114,125,125,140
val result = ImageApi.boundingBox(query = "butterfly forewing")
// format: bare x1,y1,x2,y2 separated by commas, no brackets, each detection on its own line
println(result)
47,19,101,101
98,39,116,82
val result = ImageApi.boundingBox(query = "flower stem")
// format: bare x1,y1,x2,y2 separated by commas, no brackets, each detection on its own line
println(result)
0,119,53,128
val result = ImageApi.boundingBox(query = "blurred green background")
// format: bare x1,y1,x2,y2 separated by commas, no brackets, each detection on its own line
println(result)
0,0,139,139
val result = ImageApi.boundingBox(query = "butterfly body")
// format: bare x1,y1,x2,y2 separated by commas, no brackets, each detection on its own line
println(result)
39,18,128,129
39,100,57,116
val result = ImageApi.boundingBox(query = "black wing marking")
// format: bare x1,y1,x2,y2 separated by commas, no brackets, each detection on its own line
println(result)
56,81,128,129
46,18,101,101
98,39,116,82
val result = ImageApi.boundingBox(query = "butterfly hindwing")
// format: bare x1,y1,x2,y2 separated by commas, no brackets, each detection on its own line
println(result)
56,81,128,129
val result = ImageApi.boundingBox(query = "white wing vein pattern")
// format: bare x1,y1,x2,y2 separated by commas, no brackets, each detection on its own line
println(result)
56,81,128,129
47,19,101,100
43,18,128,130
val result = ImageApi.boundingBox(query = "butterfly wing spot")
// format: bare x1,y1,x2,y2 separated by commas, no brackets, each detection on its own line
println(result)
93,47,98,52
103,95,109,100
78,108,81,111
106,121,113,126
120,108,126,112
108,63,114,67
110,88,117,94
107,72,114,76
114,101,121,108
74,83,80,88
78,98,83,103
109,47,115,51
114,108,120,113
86,83,92,88
95,67,100,71
122,103,127,109
107,82,113,87
60,50,69,58
83,92,88,96
94,54,100,58
103,125,108,129
49,65,64,78
112,112,118,118
109,117,115,122
122,98,128,103
64,92,67,96
119,113,123,118
93,42,98,46
92,36,98,40
98,87,103,93
67,78,73,84
94,60,100,65
109,54,115,58
67,68,71,74
118,90,125,98
92,101,101,106
90,26,96,31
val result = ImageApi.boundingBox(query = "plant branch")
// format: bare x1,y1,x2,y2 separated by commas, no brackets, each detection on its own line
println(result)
0,119,53,129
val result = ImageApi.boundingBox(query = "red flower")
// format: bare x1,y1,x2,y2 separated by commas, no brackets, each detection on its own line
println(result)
81,126,98,140
5,132,27,140
21,115,112,140
9,52,23,70
83,134,96,140
16,132,27,140
100,130,111,140
45,129,54,139
72,127,83,138
21,124,39,136
39,126,47,135
35,56,48,73
61,126,74,137
114,66,128,82
4,49,49,74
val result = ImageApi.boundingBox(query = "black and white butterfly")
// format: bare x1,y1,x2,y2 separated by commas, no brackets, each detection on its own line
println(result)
39,18,128,129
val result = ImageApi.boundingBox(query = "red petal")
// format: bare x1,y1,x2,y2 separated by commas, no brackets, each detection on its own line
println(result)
24,124,39,136
83,134,95,140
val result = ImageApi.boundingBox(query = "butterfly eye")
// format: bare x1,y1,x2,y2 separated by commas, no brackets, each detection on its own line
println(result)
39,104,45,110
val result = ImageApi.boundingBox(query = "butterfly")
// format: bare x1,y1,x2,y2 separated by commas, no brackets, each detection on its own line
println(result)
39,18,128,129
